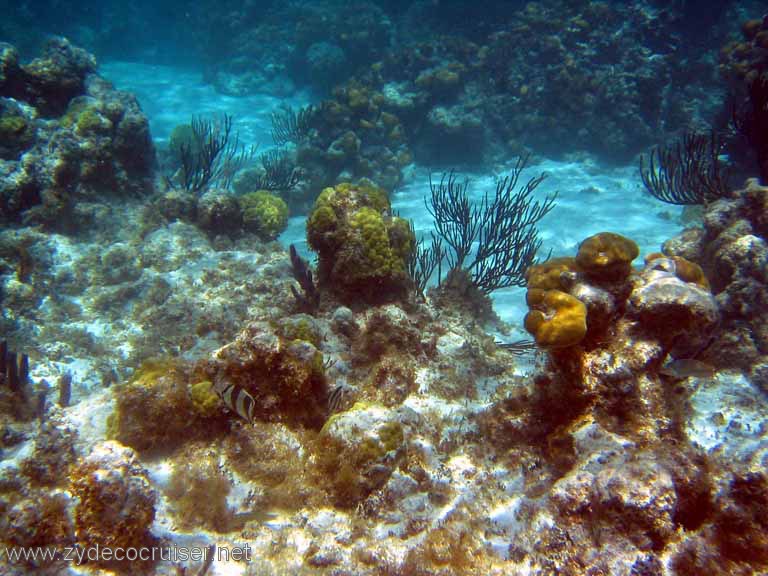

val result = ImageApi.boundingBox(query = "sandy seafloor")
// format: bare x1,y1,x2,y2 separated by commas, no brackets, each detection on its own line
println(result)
4,61,766,576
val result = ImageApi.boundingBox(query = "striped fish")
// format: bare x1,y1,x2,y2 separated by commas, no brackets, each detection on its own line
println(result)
214,380,256,423
328,383,353,415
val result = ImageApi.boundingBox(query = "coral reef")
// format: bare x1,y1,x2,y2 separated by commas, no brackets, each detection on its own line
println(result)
199,320,328,429
0,38,154,226
307,181,415,304
663,178,768,372
2,7,768,576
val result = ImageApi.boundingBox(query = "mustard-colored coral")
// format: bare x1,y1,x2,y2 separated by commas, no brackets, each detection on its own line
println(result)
351,207,401,275
645,253,710,289
239,190,289,240
525,257,579,290
189,380,220,418
524,288,588,348
306,180,414,303
575,232,639,279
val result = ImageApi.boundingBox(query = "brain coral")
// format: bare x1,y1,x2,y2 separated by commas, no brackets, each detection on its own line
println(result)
525,288,588,348
576,232,639,279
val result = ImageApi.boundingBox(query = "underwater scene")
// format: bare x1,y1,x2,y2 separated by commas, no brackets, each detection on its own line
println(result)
1,0,768,574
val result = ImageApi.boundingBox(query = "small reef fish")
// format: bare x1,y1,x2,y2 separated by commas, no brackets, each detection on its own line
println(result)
659,359,716,380
328,383,352,415
214,380,256,423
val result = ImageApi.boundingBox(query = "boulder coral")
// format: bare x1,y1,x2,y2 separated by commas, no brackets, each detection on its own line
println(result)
239,190,289,241
306,181,415,304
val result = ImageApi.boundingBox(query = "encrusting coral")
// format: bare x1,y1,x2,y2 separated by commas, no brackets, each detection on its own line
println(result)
70,441,157,570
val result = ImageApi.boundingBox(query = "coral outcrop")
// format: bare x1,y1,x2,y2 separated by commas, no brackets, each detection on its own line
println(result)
663,178,768,372
70,441,157,568
306,181,415,304
200,320,328,428
0,38,154,226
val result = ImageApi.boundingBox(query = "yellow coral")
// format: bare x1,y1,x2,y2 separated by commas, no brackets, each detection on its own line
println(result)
351,207,400,275
189,380,220,418
525,257,579,290
239,191,289,240
645,253,710,289
524,288,587,348
575,232,639,279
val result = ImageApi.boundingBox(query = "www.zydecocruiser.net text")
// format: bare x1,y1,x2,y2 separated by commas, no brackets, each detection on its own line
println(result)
2,543,252,565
